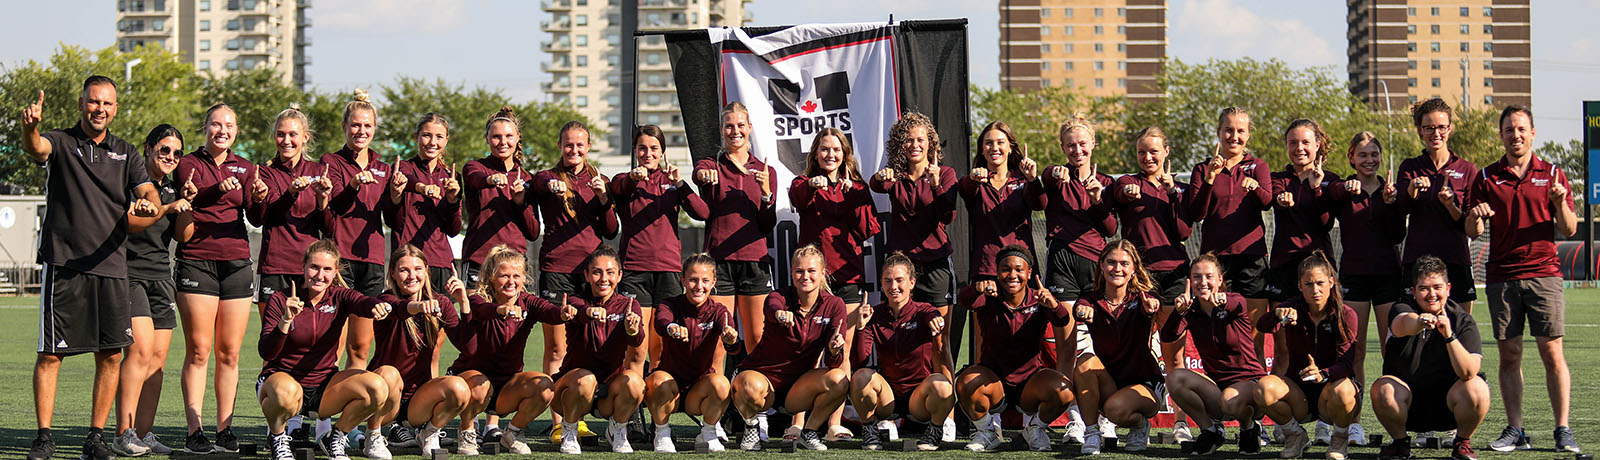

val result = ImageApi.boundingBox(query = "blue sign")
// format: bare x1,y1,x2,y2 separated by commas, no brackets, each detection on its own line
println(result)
1589,101,1600,204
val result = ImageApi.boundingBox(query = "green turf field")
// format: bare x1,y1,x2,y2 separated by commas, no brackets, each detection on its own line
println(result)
0,290,1595,459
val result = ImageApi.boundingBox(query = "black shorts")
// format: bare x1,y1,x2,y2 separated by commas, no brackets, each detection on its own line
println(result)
38,265,132,355
129,278,177,330
1296,378,1364,424
176,258,255,300
462,261,482,285
833,283,866,305
1342,273,1401,305
1044,244,1098,302
619,270,683,307
256,374,330,416
1402,260,1477,303
713,260,772,296
1268,253,1314,303
1401,373,1484,432
912,260,954,307
539,270,583,298
429,266,453,296
1216,254,1270,299
341,260,386,297
1149,264,1190,304
257,274,303,302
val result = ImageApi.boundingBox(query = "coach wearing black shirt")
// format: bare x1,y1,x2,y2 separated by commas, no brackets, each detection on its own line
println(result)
20,75,162,460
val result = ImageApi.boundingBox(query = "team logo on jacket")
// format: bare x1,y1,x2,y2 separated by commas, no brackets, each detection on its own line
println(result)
1241,163,1258,173
1532,178,1549,187
319,304,336,313
812,316,832,325
108,151,127,161
1215,309,1228,319
698,321,716,331
228,165,249,174
899,322,919,331
1447,170,1466,179
768,72,854,174
1023,306,1038,315
609,313,624,322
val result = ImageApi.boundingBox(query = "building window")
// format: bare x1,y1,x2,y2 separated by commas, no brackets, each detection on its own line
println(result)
1484,78,1493,87
1483,24,1493,34
576,76,588,87
1064,61,1074,70
1460,42,1469,52
577,96,588,108
199,20,210,31
1065,78,1073,87
1459,7,1469,16
1117,25,1125,35
1064,26,1074,35
1407,25,1416,34
1117,43,1126,53
1041,61,1050,70
1407,7,1416,16
1407,42,1417,52
1430,24,1440,34
1460,25,1469,34
607,34,619,46
197,59,209,70
1094,43,1103,52
1430,42,1440,52
1064,8,1073,17
576,35,588,46
576,15,587,26
648,94,662,105
199,0,209,11
227,19,239,31
1430,7,1439,16
1042,43,1051,53
1040,8,1049,17
1094,61,1104,71
1118,61,1126,70
1431,77,1441,87
226,39,239,50
225,59,239,70
1483,7,1493,16
1431,60,1441,70
1117,7,1125,17
646,52,661,65
1042,26,1051,35
1094,25,1103,35
1094,8,1104,17
1408,78,1417,87
242,38,257,50
1094,78,1103,88
1065,44,1074,53
1118,78,1127,88
1407,60,1417,69
1483,60,1493,70
1483,42,1493,51
1042,79,1051,86
607,54,618,66
576,55,588,67
607,95,620,105
199,40,211,51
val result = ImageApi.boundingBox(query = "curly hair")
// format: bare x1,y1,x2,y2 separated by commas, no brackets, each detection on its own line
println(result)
884,112,941,178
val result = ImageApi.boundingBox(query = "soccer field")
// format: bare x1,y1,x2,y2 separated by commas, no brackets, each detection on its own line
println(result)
0,290,1595,459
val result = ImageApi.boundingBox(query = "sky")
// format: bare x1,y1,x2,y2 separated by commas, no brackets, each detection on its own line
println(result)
2,0,1596,143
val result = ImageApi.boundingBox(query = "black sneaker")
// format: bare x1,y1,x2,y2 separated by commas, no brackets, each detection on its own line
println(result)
1239,422,1262,454
288,424,311,442
1193,427,1224,456
213,427,239,453
861,426,883,451
480,426,502,445
797,428,827,451
917,422,942,451
28,433,55,460
80,430,115,460
318,429,350,460
739,426,763,451
185,429,215,454
1379,436,1413,460
1556,426,1582,453
387,422,417,448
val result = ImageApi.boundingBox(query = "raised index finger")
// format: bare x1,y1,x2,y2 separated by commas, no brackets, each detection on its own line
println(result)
35,90,45,106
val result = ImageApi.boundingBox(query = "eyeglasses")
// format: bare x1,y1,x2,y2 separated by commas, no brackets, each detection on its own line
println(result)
1421,124,1451,133
152,145,179,157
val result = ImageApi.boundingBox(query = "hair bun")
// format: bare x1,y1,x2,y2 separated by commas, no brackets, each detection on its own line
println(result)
288,102,302,111
352,88,371,103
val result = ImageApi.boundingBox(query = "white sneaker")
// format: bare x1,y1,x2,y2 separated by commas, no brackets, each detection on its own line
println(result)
455,426,479,456
756,411,771,442
558,422,581,455
1023,419,1053,451
878,419,899,441
608,420,633,454
268,432,294,460
112,429,151,457
1081,432,1104,455
501,425,532,455
942,417,957,442
1413,431,1435,447
1064,420,1087,444
362,429,393,460
1126,419,1150,452
1280,423,1310,458
141,433,174,455
699,424,726,452
965,415,1002,452
1173,420,1195,443
1346,423,1368,446
1313,420,1332,445
654,424,675,453
1099,416,1118,439
714,422,729,442
416,423,442,456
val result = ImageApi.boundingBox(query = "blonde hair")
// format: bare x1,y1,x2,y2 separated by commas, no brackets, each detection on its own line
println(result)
272,103,313,156
303,239,347,288
387,244,441,349
801,128,863,182
473,244,527,300
1057,113,1095,144
718,101,753,154
555,121,601,217
791,244,831,295
343,88,378,127
484,106,525,168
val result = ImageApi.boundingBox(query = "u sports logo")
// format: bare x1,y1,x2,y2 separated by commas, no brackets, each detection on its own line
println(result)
766,71,855,174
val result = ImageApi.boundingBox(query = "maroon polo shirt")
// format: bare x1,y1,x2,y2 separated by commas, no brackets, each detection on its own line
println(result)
958,171,1046,278
1112,175,1192,272
694,155,778,262
1268,167,1334,268
741,288,847,390
1466,155,1573,282
970,288,1073,387
446,293,569,377
652,295,733,383
1076,290,1164,386
851,301,943,395
1396,153,1478,265
323,147,394,265
371,292,462,395
252,156,326,275
1186,154,1273,256
531,167,619,274
1159,293,1267,386
1036,171,1117,260
386,157,463,268
791,177,882,285
558,294,645,382
462,158,540,264
1256,297,1359,382
1326,176,1405,276
869,166,959,264
259,285,383,388
175,148,258,261
611,170,710,272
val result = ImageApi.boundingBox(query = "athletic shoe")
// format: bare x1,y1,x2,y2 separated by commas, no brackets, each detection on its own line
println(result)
481,425,501,445
387,422,417,448
1099,415,1118,440
502,425,533,455
1412,431,1434,447
653,424,675,453
917,421,942,451
214,427,239,452
862,424,884,451
1450,438,1477,460
1126,418,1150,452
941,417,956,443
416,424,442,456
28,433,54,460
1173,420,1194,443
607,419,634,454
454,427,479,456
714,421,729,442
141,433,174,455
362,428,392,460
558,422,580,455
1489,426,1530,452
1279,423,1310,458
112,429,151,457
798,428,827,451
878,419,898,441
1081,432,1104,455
1441,429,1457,445
1347,423,1368,446
81,430,115,460
1023,421,1052,452
268,432,293,460
1063,419,1087,444
1379,436,1412,460
317,429,351,460
966,414,1002,452
185,429,215,454
1193,427,1225,456
739,419,763,452
1327,428,1350,460
1312,420,1332,446
825,425,853,442
698,424,726,453
1556,426,1582,453
1240,422,1263,454
547,422,562,443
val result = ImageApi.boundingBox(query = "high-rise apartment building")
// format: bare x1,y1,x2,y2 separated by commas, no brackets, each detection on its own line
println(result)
116,0,310,88
999,0,1166,102
542,0,751,154
1347,0,1530,110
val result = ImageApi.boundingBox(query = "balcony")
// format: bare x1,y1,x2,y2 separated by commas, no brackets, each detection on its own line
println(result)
542,41,572,52
542,80,573,92
295,34,312,46
541,61,573,72
542,20,571,32
541,0,572,11
295,54,312,65
641,0,688,9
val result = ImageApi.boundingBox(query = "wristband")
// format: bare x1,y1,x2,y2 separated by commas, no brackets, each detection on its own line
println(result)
1441,334,1457,344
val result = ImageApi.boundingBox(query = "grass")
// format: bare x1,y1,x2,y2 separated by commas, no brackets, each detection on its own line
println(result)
1,289,1597,459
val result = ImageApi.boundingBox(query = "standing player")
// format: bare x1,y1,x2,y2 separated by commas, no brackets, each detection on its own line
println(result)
386,113,463,294
461,107,539,282
694,102,778,354
1466,106,1581,453
1267,119,1335,304
613,125,709,315
955,121,1043,363
322,89,396,369
848,252,955,451
643,254,737,453
870,112,959,341
1186,107,1274,361
253,106,330,308
1397,98,1479,314
791,127,881,326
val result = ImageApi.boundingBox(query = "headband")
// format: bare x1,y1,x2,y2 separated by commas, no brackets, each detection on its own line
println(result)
994,246,1033,269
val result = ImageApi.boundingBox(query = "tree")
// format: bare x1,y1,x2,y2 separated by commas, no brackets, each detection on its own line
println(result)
373,77,597,170
197,66,308,162
967,85,1128,171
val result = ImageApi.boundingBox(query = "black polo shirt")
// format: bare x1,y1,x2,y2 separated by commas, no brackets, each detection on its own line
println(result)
1382,296,1483,388
125,176,177,281
37,124,150,278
